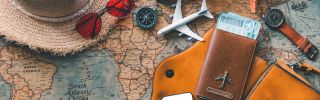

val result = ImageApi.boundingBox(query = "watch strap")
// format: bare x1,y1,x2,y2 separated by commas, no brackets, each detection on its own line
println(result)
279,23,319,60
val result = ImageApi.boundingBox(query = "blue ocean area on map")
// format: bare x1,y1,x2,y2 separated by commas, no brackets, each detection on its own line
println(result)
0,39,10,100
0,76,11,100
312,0,320,16
39,50,126,100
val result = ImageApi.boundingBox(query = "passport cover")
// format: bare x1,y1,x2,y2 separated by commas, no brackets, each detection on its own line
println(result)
195,29,257,100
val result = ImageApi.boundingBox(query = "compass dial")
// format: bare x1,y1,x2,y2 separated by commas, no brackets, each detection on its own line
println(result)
264,9,285,29
136,7,158,29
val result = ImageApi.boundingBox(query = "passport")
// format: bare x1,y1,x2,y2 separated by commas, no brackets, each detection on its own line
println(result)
216,12,261,39
195,13,258,99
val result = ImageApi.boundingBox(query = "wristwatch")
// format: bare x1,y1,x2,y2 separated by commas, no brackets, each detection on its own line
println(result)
263,9,319,61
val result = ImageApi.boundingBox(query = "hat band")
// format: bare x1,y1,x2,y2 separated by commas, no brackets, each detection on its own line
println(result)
11,0,94,22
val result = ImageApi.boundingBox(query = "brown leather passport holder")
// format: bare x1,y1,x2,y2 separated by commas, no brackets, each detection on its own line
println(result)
195,29,257,100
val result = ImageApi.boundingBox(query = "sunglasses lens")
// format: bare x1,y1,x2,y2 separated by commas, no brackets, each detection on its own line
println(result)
76,13,102,39
106,0,135,17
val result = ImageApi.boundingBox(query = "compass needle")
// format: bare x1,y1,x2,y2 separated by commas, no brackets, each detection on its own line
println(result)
136,7,158,29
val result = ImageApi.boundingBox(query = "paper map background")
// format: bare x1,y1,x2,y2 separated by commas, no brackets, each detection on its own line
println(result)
0,0,319,100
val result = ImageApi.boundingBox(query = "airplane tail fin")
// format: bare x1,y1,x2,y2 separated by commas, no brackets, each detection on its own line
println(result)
200,0,214,19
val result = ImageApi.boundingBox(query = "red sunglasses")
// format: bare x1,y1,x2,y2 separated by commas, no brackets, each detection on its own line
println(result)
76,0,135,39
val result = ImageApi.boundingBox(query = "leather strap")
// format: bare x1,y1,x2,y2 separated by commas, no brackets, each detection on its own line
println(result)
279,23,319,60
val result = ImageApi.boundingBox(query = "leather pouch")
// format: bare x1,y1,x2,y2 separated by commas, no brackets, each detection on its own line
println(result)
151,28,270,100
151,28,214,100
195,29,257,100
246,60,320,100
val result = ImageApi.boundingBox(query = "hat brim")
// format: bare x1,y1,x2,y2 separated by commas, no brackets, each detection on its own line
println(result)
0,0,118,56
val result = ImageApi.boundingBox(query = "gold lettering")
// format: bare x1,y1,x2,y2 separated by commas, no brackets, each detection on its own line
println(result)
206,87,233,99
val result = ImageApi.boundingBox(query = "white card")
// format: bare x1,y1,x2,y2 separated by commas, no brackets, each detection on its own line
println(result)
162,93,193,100
216,12,261,39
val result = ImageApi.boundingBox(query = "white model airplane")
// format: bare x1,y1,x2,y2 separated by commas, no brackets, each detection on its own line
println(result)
157,0,213,41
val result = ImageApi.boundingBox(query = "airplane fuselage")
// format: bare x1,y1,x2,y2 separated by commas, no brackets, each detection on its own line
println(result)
157,11,203,36
220,72,228,89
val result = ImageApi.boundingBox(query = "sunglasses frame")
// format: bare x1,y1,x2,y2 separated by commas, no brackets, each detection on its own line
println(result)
76,0,135,39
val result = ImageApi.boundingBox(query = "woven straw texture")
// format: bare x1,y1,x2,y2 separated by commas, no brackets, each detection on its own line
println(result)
0,0,118,56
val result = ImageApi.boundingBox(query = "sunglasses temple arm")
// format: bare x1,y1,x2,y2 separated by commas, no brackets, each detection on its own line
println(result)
100,0,122,16
98,7,107,16
91,15,100,39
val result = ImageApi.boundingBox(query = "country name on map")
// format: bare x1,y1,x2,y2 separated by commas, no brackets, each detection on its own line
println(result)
111,26,131,32
23,65,40,73
67,83,93,100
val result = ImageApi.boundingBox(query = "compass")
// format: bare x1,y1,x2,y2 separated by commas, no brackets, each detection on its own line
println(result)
136,7,158,29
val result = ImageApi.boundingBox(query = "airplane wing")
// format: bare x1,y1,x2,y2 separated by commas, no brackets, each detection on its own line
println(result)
227,78,232,84
176,25,204,41
215,76,223,81
172,0,182,23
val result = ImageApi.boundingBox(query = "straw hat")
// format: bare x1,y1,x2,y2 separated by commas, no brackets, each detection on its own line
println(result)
0,0,118,55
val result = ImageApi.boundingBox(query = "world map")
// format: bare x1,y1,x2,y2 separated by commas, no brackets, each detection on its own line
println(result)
0,0,319,100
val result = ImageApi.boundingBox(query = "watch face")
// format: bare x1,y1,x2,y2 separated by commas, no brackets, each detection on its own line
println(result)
136,7,158,29
264,9,285,29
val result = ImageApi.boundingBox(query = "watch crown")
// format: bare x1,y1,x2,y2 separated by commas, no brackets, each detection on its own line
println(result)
261,15,266,20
